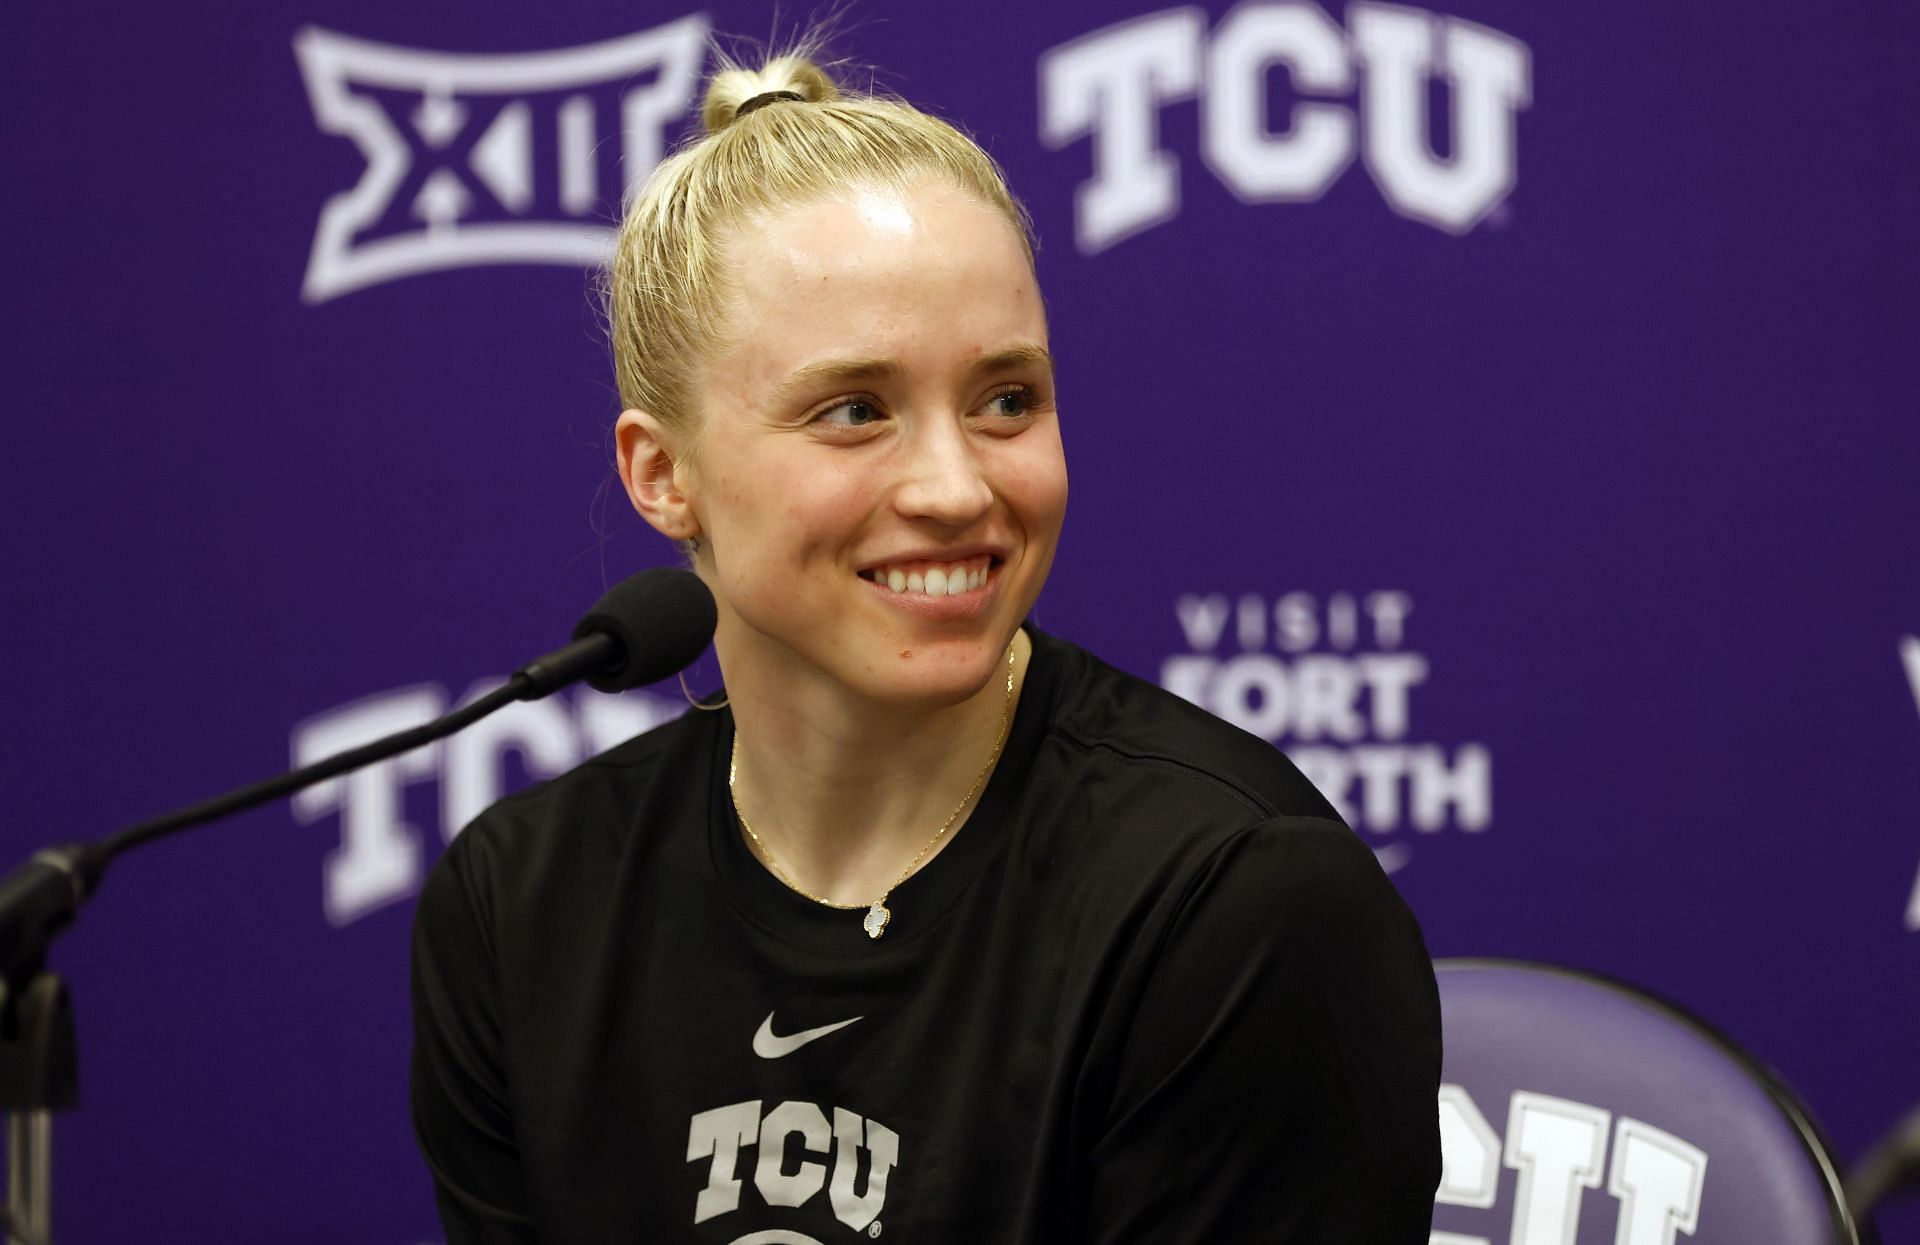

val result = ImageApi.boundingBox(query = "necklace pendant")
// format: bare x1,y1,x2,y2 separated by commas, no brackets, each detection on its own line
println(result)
862,902,891,940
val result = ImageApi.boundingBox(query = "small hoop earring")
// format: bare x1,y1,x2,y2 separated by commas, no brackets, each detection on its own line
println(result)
678,668,728,710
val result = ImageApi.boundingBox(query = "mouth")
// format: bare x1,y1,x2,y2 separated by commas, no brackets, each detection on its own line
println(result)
856,554,1001,597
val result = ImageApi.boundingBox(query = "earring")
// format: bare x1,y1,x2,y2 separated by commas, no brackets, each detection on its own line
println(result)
678,669,728,710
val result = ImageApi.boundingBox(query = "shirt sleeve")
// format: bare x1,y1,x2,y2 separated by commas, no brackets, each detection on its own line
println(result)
1082,817,1442,1244
410,826,539,1244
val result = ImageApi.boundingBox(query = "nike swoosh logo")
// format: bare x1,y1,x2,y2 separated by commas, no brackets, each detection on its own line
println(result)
752,1011,863,1059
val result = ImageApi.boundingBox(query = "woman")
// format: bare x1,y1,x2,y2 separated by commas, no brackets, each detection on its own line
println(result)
412,48,1441,1243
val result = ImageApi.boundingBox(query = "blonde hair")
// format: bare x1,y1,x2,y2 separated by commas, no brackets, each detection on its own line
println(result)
607,46,1035,453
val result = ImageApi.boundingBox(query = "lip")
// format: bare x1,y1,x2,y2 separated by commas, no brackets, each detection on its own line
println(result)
854,543,1009,573
858,558,1001,621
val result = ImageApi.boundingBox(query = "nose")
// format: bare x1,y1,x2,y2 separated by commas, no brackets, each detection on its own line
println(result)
893,414,994,526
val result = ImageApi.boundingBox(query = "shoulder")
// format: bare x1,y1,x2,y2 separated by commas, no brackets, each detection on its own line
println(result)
1082,811,1443,1230
1175,814,1429,975
423,703,716,930
1008,627,1392,964
1021,627,1342,857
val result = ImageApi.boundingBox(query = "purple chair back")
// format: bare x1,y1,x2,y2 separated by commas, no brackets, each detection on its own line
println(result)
1431,959,1861,1245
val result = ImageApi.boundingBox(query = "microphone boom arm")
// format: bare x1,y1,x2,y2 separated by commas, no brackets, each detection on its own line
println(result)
0,565,714,1244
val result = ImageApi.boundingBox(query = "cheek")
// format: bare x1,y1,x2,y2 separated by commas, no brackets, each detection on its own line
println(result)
786,471,873,542
997,433,1069,531
710,460,874,567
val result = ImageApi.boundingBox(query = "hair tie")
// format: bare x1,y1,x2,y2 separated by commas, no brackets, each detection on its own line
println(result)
735,90,805,119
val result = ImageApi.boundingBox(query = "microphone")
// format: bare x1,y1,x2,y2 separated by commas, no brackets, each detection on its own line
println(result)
519,566,718,696
0,566,719,975
0,565,720,1230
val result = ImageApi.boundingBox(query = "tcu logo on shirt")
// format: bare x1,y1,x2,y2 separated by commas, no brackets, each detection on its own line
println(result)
687,1099,901,1236
1436,1085,1707,1244
293,16,707,301
1040,3,1531,252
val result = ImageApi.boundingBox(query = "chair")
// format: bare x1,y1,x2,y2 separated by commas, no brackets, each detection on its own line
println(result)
1430,958,1864,1245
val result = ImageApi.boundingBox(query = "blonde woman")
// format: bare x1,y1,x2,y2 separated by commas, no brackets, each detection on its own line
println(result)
411,47,1441,1243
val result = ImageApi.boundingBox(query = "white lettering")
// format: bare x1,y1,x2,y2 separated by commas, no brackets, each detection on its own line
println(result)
1608,1117,1706,1245
687,1099,761,1224
829,1106,900,1231
1203,2,1354,204
1357,651,1428,738
557,94,598,215
1039,8,1205,252
1212,653,1292,738
1150,652,1432,742
689,1099,898,1228
291,685,446,926
295,16,709,301
1289,743,1491,836
1365,590,1413,648
1291,654,1366,741
1505,1091,1610,1245
1288,746,1352,825
1276,591,1319,652
1164,590,1490,846
754,1101,832,1208
1238,592,1272,652
1174,590,1415,655
1412,743,1491,831
1174,592,1232,651
1329,592,1362,650
1434,1083,1501,1245
1351,4,1532,234
1349,744,1409,831
1434,1089,1714,1245
296,683,679,925
1043,5,1530,250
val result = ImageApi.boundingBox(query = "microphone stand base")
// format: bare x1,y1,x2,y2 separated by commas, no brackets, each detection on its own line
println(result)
0,973,73,1245
3,1110,49,1245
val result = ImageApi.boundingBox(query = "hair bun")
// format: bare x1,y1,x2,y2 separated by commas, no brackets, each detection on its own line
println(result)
702,54,842,134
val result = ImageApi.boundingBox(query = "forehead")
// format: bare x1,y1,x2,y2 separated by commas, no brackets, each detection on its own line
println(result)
709,181,1046,396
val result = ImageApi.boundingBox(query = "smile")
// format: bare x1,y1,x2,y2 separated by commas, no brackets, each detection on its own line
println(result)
856,555,997,597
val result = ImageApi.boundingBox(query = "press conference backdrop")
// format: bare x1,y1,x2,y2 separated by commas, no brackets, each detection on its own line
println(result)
5,1,1915,1241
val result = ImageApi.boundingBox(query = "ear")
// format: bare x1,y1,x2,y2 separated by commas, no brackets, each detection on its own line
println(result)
615,409,700,544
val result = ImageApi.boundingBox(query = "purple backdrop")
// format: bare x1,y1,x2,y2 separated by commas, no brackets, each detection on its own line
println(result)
6,1,1917,1241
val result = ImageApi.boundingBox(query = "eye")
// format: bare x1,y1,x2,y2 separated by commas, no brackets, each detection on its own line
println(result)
813,398,884,428
981,386,1035,419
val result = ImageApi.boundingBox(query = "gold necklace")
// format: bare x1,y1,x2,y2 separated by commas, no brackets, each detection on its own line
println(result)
730,642,1017,940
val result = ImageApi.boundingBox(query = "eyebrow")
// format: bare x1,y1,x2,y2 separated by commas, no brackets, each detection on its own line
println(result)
973,344,1055,377
776,343,1054,400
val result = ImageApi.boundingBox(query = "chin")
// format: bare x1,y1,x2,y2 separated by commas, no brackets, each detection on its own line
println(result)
856,637,1010,708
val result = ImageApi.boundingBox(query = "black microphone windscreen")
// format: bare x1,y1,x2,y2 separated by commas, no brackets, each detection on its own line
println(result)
571,567,717,693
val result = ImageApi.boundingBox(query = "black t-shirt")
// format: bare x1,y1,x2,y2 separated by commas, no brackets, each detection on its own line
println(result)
412,623,1441,1243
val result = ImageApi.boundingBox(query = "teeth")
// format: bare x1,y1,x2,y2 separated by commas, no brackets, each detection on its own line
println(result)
864,557,994,597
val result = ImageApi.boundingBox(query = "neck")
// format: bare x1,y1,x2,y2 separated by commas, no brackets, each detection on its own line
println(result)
720,627,1032,906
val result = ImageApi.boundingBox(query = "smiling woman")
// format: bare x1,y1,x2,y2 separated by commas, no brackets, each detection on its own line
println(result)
625,178,1065,721
410,38,1442,1244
